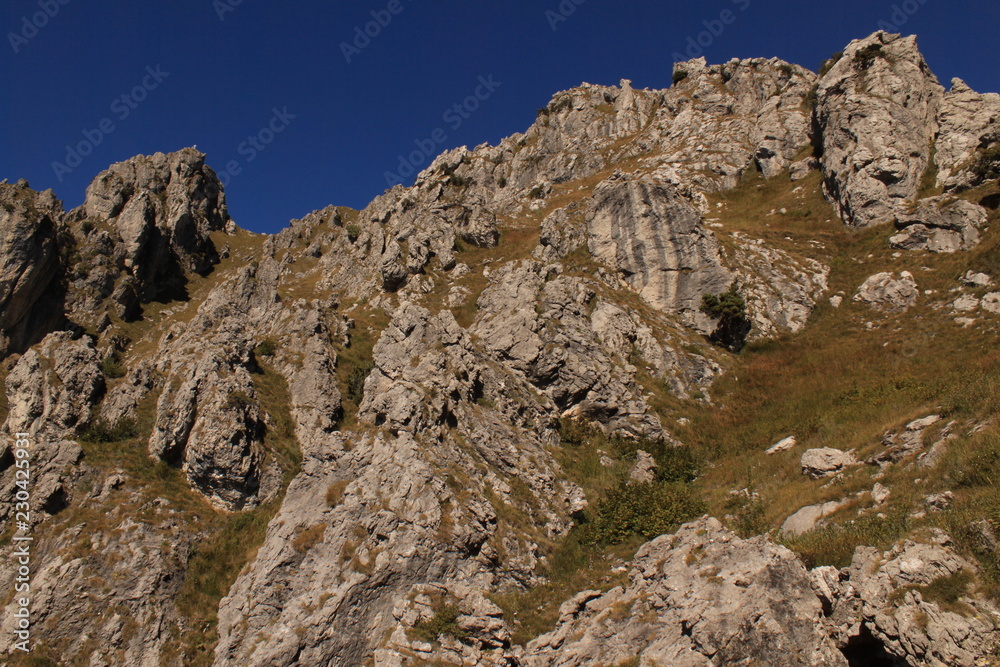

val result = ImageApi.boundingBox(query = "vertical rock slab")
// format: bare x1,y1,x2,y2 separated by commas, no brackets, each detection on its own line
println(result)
586,172,732,317
0,181,66,355
816,32,944,227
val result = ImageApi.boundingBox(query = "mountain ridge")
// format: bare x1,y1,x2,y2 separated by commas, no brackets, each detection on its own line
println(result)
1,30,999,666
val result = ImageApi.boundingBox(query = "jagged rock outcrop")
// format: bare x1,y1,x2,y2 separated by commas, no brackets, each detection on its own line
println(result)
728,232,830,337
0,181,66,356
817,531,999,666
935,78,1000,191
890,196,990,252
472,260,692,434
815,32,944,227
64,148,231,325
524,517,847,666
662,56,816,189
1,28,997,667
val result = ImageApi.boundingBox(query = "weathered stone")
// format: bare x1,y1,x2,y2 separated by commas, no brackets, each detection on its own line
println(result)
524,517,847,666
801,447,857,479
628,450,657,484
890,196,989,252
782,500,849,536
0,181,66,355
854,271,919,312
766,435,797,455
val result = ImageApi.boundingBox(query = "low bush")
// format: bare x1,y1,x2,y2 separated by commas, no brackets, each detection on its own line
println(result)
410,605,469,644
99,353,127,379
585,481,705,545
972,143,1000,181
254,338,278,358
78,417,139,444
346,363,374,404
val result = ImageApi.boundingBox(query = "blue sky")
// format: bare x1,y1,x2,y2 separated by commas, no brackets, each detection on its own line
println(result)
2,0,997,234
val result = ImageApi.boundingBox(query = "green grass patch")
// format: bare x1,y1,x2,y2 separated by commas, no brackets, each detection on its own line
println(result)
410,605,470,645
176,505,278,665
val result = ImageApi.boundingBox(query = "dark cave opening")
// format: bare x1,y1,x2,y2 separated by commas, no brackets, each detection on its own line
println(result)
841,624,906,667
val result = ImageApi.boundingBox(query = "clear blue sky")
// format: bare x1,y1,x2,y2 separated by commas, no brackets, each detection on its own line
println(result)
2,0,997,234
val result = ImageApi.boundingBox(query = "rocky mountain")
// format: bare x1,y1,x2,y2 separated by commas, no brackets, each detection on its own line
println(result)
1,31,999,666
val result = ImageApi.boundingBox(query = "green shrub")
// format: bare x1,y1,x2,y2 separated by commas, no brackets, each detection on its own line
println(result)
78,417,139,444
346,362,374,404
586,482,705,545
972,142,1000,181
701,283,752,352
346,224,361,243
410,605,470,644
612,437,700,484
818,51,843,77
99,353,127,379
853,44,883,69
254,338,278,358
226,390,254,412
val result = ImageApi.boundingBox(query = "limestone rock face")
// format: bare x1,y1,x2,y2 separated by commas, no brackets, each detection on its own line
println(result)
3,331,103,438
815,32,944,227
821,533,1000,666
524,517,847,667
935,78,1000,191
586,172,732,316
65,148,230,325
0,181,66,355
729,232,830,338
890,196,990,252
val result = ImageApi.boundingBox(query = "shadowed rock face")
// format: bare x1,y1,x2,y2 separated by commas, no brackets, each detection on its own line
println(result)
1,30,998,667
65,147,231,326
0,181,66,355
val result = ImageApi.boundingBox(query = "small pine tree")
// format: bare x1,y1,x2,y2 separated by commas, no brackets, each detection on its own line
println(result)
701,283,752,352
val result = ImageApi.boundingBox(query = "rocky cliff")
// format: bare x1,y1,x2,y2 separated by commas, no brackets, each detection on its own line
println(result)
1,31,999,666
